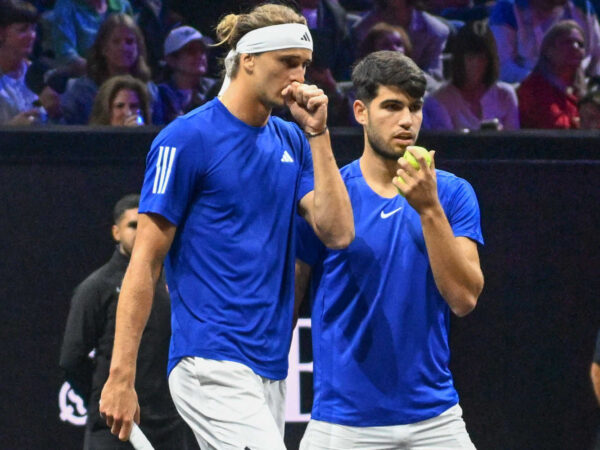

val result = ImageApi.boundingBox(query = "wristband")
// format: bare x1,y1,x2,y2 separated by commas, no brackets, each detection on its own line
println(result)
304,127,328,139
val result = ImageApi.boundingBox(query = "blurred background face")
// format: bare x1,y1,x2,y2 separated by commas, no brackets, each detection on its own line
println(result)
112,208,138,256
168,41,208,76
0,22,36,59
373,31,406,54
546,28,585,69
110,88,141,125
102,26,139,72
463,52,488,85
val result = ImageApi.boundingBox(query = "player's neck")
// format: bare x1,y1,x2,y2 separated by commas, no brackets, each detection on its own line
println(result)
360,147,400,199
220,82,271,127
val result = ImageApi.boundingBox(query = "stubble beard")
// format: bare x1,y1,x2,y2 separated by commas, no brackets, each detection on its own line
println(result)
366,122,403,161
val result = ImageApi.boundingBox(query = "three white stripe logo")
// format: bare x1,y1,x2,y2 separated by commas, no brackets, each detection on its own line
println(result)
152,146,176,194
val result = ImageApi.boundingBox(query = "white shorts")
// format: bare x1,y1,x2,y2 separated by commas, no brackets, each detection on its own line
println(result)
168,356,287,450
300,404,476,450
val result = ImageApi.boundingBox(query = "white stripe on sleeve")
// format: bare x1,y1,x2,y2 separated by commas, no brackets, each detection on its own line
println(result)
152,146,165,194
160,147,177,194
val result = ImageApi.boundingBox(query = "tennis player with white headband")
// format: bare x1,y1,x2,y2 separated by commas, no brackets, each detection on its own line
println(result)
99,4,354,450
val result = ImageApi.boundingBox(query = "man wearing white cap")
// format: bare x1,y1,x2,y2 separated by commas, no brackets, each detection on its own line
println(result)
159,26,218,124
100,3,354,450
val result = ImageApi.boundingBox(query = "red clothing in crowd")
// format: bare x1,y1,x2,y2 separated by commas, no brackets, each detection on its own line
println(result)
517,71,580,129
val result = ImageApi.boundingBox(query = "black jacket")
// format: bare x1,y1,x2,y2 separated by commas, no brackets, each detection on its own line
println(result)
59,248,180,434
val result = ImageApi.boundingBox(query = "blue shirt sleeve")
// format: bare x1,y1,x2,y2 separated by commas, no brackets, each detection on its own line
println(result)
139,120,205,225
296,215,324,266
446,178,485,245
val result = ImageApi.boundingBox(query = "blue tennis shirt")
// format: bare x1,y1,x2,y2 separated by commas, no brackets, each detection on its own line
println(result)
297,159,484,426
139,98,314,380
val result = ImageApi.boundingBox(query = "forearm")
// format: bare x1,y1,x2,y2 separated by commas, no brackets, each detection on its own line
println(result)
108,259,160,384
420,204,483,317
591,363,600,405
308,130,354,248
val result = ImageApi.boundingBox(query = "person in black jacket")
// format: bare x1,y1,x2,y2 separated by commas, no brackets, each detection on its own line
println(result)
59,194,197,450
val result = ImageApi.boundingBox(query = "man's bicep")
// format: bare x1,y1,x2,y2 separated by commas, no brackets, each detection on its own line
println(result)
456,237,483,273
131,213,177,268
298,190,315,229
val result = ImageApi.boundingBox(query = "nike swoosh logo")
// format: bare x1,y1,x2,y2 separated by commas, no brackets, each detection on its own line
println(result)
380,207,402,219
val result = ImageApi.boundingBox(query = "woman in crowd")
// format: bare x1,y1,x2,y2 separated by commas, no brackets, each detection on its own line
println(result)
357,21,440,93
352,0,450,82
423,19,519,131
322,21,414,126
358,21,412,59
51,0,132,76
61,13,163,124
89,74,151,126
0,0,60,124
158,25,217,124
517,20,586,129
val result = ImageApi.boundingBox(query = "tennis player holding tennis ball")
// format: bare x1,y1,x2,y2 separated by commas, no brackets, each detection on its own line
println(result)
295,51,484,449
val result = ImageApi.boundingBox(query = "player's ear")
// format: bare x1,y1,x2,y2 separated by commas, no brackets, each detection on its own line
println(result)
111,224,120,243
353,99,368,125
240,53,256,74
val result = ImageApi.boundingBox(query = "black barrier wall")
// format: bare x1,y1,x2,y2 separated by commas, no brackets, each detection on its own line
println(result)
1,127,600,449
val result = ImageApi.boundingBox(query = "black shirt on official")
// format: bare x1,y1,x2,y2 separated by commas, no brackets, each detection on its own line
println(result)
59,247,198,449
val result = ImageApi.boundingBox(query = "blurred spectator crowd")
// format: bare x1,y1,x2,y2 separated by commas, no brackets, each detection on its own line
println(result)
2,0,600,130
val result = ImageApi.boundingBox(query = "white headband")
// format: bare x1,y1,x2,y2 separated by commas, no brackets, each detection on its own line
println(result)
219,23,313,96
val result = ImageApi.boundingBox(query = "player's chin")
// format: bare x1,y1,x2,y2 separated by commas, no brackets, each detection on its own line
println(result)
386,143,405,157
272,95,286,108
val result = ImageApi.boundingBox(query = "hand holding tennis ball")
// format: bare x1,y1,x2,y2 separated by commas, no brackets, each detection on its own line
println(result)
403,145,432,169
396,146,433,195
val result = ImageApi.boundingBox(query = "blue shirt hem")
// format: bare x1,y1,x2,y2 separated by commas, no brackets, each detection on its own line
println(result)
311,399,460,427
168,351,288,381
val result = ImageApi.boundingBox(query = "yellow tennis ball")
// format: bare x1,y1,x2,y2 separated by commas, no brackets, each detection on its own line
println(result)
403,145,432,169
396,146,432,196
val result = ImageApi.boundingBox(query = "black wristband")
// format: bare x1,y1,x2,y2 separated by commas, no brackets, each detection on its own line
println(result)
304,126,328,139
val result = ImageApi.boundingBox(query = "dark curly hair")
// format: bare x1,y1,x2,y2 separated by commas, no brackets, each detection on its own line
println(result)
352,50,426,103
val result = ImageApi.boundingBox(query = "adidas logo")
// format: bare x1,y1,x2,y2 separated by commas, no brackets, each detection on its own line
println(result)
281,150,294,163
300,32,311,42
